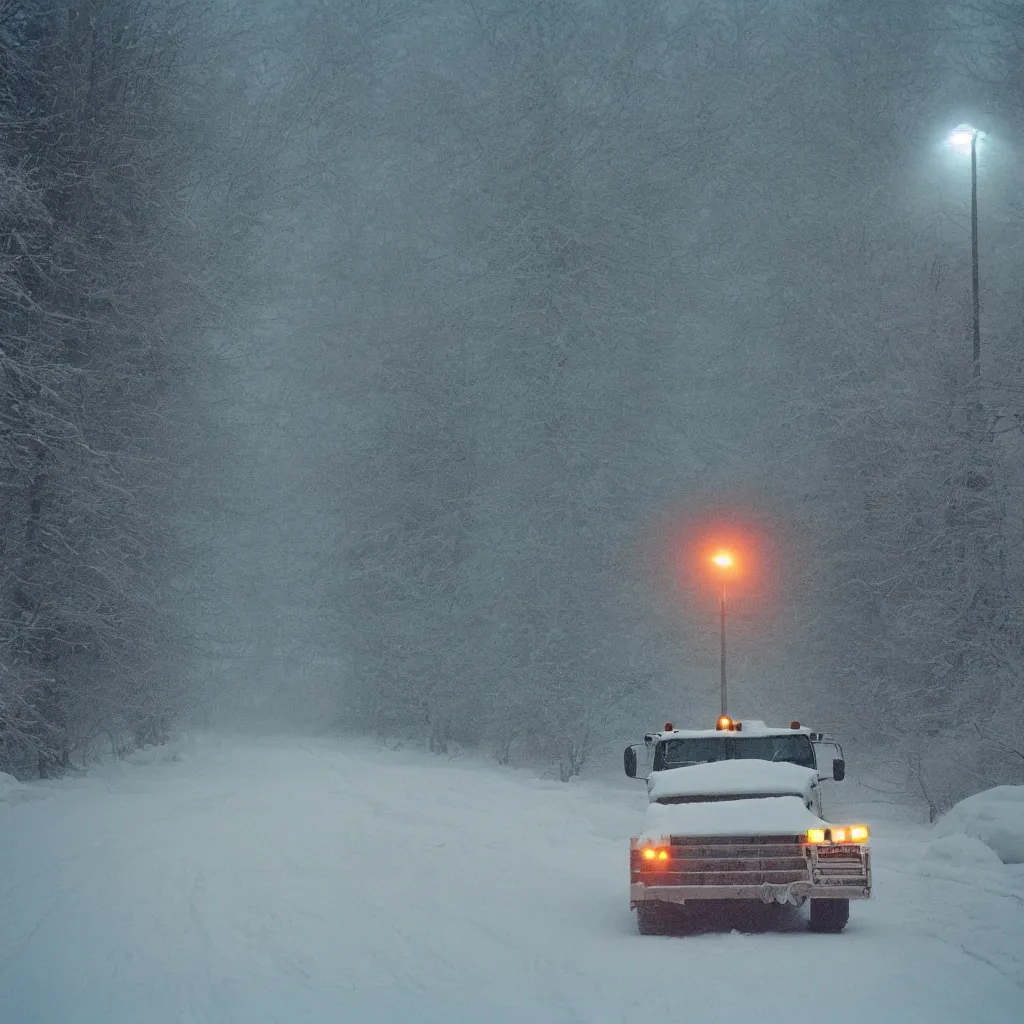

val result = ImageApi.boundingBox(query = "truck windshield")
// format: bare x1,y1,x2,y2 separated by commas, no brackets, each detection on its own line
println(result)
655,735,815,771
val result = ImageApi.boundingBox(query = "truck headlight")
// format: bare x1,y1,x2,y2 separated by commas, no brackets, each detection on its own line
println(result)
805,825,869,844
640,847,670,863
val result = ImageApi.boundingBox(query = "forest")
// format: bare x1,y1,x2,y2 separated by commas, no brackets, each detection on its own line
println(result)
1,0,1022,818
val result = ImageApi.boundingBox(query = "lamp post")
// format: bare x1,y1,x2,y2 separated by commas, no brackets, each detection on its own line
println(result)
711,550,734,717
948,124,984,378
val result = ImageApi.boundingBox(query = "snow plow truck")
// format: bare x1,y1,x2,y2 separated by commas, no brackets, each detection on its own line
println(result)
623,716,871,934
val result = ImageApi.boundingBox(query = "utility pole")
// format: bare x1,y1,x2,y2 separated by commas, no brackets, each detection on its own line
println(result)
950,124,983,377
710,550,735,717
970,130,980,377
720,588,727,717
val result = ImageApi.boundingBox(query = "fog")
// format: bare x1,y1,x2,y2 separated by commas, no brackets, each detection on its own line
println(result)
2,0,1022,816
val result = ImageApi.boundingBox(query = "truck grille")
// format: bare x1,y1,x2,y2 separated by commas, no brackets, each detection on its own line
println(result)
633,835,808,887
810,845,871,885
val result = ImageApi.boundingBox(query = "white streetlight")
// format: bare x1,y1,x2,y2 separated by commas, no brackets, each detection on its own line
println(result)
948,125,979,151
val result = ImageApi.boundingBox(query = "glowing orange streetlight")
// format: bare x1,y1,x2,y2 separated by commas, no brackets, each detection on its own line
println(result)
709,549,736,716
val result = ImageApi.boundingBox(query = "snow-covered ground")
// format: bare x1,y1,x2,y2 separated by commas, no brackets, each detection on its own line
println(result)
1,735,1021,1024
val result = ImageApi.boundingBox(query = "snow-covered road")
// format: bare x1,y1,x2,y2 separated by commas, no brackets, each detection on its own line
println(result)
1,735,1021,1023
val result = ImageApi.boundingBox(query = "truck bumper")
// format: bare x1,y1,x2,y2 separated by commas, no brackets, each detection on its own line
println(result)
631,881,871,907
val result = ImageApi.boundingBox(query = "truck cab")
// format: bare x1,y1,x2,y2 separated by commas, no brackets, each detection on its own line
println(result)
623,716,870,935
626,716,846,789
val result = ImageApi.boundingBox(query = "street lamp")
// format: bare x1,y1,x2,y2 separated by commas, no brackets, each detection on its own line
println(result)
710,550,734,717
948,124,985,378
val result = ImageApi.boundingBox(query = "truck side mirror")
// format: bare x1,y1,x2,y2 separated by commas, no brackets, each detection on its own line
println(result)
832,758,846,782
623,745,638,778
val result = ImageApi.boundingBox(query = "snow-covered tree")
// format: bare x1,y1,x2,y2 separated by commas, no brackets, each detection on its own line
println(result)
0,0,265,776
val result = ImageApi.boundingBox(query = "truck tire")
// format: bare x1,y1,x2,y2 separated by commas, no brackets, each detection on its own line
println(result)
636,901,675,936
809,898,850,933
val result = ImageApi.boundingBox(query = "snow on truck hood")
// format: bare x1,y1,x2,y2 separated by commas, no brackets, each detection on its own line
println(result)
647,759,819,803
640,795,826,841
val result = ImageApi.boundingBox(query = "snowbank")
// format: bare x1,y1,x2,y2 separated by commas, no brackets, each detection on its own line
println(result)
932,785,1024,865
922,832,1005,871
123,741,187,767
647,760,819,803
639,794,826,841
0,771,46,807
